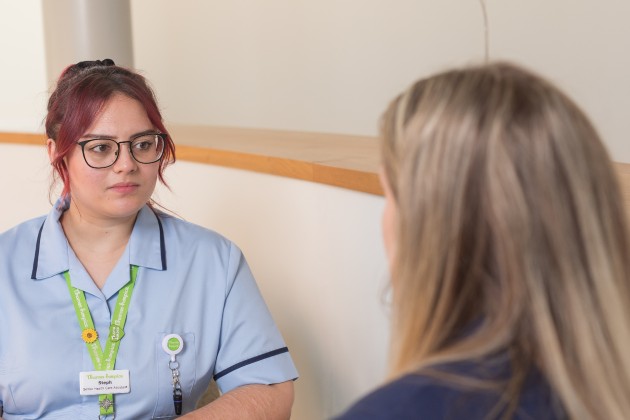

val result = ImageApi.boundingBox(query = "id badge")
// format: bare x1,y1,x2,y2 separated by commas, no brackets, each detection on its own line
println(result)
79,369,131,395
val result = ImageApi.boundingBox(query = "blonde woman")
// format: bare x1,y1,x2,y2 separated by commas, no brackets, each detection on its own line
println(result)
336,63,630,419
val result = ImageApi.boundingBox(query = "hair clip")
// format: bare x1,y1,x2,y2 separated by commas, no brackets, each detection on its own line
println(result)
63,59,116,78
74,59,116,69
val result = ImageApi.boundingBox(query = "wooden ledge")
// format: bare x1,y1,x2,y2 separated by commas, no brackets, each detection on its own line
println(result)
169,125,382,195
3,128,629,206
0,132,47,146
0,127,383,195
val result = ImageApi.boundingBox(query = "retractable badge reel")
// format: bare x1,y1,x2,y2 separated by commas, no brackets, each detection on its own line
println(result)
162,334,184,415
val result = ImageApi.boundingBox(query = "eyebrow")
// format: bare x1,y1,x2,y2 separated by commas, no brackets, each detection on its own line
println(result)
80,129,158,140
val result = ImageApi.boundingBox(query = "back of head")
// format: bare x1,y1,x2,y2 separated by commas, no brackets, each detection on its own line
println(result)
381,62,630,419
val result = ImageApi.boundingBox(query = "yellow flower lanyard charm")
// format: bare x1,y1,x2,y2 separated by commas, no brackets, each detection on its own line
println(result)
82,328,98,343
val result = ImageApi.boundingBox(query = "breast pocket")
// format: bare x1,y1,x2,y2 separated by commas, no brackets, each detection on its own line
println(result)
153,332,197,419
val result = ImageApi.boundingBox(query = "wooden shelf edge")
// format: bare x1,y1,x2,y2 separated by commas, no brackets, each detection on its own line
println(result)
0,131,384,196
4,131,626,204
0,132,46,146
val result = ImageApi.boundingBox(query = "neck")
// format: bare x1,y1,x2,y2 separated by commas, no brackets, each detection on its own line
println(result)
61,201,138,289
61,202,137,250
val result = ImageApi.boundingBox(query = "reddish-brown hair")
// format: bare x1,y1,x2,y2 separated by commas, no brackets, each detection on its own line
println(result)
46,60,176,198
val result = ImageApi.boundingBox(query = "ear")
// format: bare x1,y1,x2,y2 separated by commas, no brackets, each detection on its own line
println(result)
47,138,57,163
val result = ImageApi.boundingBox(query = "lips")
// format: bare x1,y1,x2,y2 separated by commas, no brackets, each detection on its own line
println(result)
109,182,140,193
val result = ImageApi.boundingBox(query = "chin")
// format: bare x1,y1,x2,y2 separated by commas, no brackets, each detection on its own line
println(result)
108,200,147,219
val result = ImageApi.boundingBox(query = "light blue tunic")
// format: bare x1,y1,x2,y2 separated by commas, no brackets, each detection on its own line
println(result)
0,199,298,419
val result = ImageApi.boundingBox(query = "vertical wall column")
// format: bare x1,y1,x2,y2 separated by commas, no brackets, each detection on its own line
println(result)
42,0,134,88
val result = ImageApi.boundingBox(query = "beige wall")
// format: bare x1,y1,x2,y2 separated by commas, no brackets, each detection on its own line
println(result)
1,1,629,159
1,1,629,418
128,0,630,162
0,2,47,132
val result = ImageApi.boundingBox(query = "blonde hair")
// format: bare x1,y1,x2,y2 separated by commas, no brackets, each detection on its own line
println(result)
381,62,630,419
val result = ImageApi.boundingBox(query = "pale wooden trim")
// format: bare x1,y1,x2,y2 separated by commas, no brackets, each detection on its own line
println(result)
0,127,383,195
168,125,382,195
616,162,630,215
0,132,47,146
3,128,629,206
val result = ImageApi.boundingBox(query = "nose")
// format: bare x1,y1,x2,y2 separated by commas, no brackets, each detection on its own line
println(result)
112,141,138,172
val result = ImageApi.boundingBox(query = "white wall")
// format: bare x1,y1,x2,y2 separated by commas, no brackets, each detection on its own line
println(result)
7,1,628,159
1,1,630,418
0,1,48,132
0,144,51,224
130,0,485,139
128,0,630,162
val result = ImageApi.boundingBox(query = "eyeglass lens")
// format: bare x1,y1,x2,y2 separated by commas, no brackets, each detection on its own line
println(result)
82,134,165,168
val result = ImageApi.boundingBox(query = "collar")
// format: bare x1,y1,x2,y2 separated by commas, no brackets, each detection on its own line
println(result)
30,198,167,282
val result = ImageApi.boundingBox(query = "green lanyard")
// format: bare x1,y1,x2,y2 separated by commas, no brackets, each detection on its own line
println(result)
64,265,138,418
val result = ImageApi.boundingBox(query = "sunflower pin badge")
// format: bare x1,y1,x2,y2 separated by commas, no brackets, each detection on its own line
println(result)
82,328,98,343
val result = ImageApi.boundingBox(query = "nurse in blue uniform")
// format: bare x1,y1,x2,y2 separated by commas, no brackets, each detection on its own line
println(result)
0,59,297,419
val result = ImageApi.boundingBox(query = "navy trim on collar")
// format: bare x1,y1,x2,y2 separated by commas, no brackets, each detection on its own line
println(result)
31,220,46,280
154,210,167,270
31,202,168,280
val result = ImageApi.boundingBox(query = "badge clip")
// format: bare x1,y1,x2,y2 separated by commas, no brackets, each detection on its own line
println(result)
161,333,184,361
162,334,184,415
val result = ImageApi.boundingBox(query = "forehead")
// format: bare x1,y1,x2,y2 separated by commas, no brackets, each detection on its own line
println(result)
85,93,152,135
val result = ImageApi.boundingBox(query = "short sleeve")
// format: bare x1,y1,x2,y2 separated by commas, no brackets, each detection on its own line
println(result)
212,243,298,392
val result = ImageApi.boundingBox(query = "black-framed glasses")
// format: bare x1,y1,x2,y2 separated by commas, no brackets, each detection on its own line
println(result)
77,133,166,169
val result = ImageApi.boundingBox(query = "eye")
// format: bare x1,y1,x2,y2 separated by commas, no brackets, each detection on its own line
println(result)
86,140,114,153
132,135,156,150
